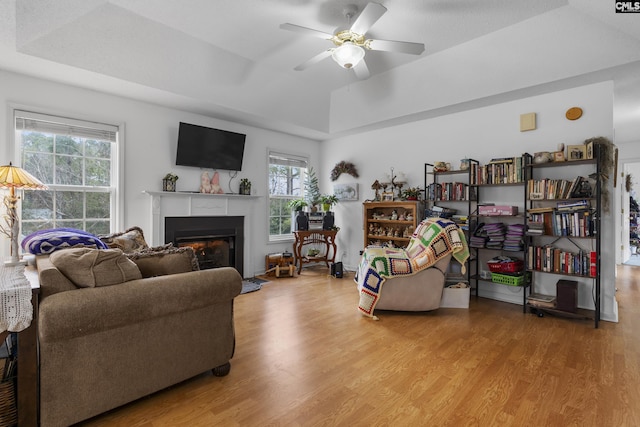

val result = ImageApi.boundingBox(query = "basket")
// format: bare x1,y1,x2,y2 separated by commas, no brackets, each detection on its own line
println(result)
491,272,528,286
487,260,523,273
425,207,457,218
0,379,17,427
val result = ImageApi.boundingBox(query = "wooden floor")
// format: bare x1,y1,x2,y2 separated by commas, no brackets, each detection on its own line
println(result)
81,265,640,427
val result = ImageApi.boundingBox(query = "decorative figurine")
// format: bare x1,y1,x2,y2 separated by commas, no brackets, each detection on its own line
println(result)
391,210,398,220
200,172,212,193
210,171,224,194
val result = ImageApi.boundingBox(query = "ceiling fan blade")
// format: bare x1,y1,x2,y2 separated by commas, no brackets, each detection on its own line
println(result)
350,2,387,35
367,39,425,55
353,59,370,80
294,49,333,71
279,23,334,40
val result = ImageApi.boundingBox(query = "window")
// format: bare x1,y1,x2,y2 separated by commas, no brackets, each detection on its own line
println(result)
268,151,307,241
14,110,120,237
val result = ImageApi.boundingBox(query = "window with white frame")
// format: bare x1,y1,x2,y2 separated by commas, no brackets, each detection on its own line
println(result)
268,151,307,241
14,110,120,237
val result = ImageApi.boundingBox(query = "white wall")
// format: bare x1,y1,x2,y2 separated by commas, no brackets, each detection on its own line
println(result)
0,70,618,321
0,69,321,275
618,143,640,263
324,81,618,322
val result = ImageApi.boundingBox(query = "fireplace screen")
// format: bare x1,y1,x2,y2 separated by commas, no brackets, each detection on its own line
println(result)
176,236,235,270
165,216,244,276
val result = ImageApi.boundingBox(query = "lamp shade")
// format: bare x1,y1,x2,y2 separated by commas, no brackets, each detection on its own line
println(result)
332,42,365,69
0,162,47,191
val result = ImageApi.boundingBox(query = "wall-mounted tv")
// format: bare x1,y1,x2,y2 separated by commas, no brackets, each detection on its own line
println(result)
175,122,246,171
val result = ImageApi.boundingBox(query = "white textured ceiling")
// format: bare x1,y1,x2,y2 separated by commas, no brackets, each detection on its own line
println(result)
1,0,640,141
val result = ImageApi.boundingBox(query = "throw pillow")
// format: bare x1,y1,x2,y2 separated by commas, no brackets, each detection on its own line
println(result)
99,226,149,253
50,247,142,288
21,228,109,255
126,245,200,278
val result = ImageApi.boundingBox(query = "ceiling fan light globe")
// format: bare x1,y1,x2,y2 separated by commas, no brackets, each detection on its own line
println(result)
332,42,365,69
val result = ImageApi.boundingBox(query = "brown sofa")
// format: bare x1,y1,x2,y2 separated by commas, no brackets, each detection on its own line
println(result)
35,248,242,427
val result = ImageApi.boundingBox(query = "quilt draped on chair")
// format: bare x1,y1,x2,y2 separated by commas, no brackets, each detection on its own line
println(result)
355,217,469,318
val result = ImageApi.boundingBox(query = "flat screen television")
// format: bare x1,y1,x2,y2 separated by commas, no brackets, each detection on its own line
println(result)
175,122,246,171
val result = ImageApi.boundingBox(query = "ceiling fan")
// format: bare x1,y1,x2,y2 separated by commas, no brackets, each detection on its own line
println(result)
280,2,425,80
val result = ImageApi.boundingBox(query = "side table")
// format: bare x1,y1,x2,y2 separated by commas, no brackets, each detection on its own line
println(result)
0,265,39,427
292,230,338,274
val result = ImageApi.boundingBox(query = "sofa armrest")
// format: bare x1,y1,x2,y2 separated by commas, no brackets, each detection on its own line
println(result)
39,267,242,342
36,255,77,299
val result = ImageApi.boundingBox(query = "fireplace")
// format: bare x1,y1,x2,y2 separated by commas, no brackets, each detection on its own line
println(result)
165,216,244,276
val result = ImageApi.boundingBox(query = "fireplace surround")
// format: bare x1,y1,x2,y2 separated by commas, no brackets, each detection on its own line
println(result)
144,191,257,278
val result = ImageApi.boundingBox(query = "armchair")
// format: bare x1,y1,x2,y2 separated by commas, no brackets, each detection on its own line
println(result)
355,217,469,318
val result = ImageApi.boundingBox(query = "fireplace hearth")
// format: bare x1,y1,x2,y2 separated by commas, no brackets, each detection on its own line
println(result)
165,216,244,276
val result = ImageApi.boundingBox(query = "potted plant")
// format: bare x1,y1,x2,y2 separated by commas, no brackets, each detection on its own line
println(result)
287,199,309,231
287,199,308,212
319,194,339,212
401,187,422,200
304,167,321,211
162,173,179,192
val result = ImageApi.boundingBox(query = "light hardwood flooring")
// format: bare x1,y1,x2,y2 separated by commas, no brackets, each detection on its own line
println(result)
81,265,640,426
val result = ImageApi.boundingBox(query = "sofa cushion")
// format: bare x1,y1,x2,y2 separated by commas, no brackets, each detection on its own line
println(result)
126,245,200,278
21,228,109,255
99,226,149,253
49,247,142,288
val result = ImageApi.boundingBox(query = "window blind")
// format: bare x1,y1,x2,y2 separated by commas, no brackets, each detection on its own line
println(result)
269,151,308,169
15,110,118,142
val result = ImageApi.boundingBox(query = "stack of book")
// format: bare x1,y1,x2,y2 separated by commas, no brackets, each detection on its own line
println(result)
527,293,556,309
504,223,525,251
485,222,506,249
469,223,487,248
451,214,469,230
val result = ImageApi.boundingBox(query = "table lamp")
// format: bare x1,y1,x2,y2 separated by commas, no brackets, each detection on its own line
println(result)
0,162,48,265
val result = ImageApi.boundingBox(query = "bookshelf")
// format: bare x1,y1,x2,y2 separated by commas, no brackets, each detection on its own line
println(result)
466,156,528,305
362,201,424,249
424,162,477,285
524,151,602,328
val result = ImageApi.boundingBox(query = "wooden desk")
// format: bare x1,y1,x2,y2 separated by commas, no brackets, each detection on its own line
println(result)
292,230,338,274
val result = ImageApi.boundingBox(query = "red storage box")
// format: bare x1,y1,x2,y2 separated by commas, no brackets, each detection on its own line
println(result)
487,260,523,273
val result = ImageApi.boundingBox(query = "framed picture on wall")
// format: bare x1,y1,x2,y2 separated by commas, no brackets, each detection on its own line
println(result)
567,145,586,161
333,183,358,201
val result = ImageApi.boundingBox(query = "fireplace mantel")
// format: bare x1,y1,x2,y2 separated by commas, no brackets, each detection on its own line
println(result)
143,191,259,200
143,190,259,276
